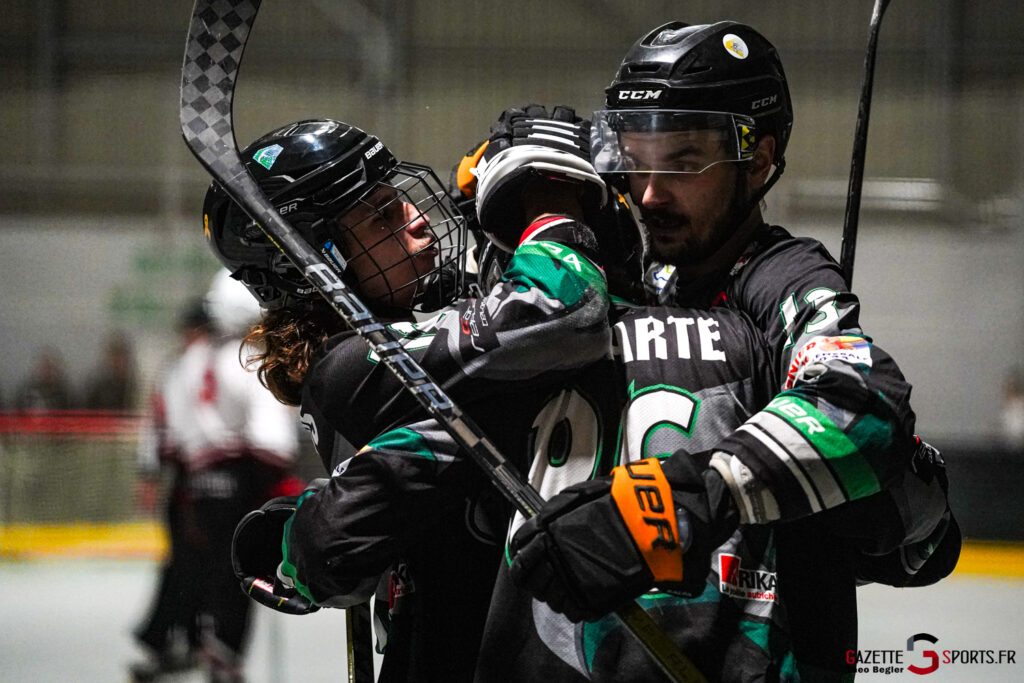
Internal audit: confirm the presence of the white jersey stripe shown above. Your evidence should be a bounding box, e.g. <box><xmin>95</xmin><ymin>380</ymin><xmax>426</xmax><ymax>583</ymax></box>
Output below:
<box><xmin>735</xmin><ymin>421</ymin><xmax>824</xmax><ymax>513</ymax></box>
<box><xmin>527</xmin><ymin>131</ymin><xmax>577</xmax><ymax>145</ymax></box>
<box><xmin>745</xmin><ymin>411</ymin><xmax>847</xmax><ymax>509</ymax></box>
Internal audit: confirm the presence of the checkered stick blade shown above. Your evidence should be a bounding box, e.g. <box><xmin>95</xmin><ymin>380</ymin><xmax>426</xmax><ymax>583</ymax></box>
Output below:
<box><xmin>179</xmin><ymin>0</ymin><xmax>279</xmax><ymax>234</ymax></box>
<box><xmin>180</xmin><ymin>0</ymin><xmax>256</xmax><ymax>175</ymax></box>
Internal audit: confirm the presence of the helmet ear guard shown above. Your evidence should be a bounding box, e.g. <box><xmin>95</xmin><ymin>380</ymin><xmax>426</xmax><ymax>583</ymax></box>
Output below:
<box><xmin>475</xmin><ymin>238</ymin><xmax>512</xmax><ymax>294</ymax></box>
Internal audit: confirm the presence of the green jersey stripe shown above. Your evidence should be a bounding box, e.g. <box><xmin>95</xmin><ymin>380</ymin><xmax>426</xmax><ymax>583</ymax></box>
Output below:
<box><xmin>366</xmin><ymin>427</ymin><xmax>436</xmax><ymax>460</ymax></box>
<box><xmin>505</xmin><ymin>240</ymin><xmax>607</xmax><ymax>307</ymax></box>
<box><xmin>764</xmin><ymin>395</ymin><xmax>881</xmax><ymax>501</ymax></box>
<box><xmin>281</xmin><ymin>487</ymin><xmax>320</xmax><ymax>602</ymax></box>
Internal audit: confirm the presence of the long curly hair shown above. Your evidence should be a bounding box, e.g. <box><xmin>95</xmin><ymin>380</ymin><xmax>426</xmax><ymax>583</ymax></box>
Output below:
<box><xmin>243</xmin><ymin>303</ymin><xmax>343</xmax><ymax>406</ymax></box>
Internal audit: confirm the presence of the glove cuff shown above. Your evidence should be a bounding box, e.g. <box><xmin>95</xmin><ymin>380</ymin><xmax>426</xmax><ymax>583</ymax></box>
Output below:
<box><xmin>455</xmin><ymin>140</ymin><xmax>488</xmax><ymax>198</ymax></box>
<box><xmin>610</xmin><ymin>458</ymin><xmax>684</xmax><ymax>584</ymax></box>
<box><xmin>659</xmin><ymin>453</ymin><xmax>742</xmax><ymax>595</ymax></box>
<box><xmin>709</xmin><ymin>450</ymin><xmax>781</xmax><ymax>525</ymax></box>
<box><xmin>476</xmin><ymin>145</ymin><xmax>607</xmax><ymax>253</ymax></box>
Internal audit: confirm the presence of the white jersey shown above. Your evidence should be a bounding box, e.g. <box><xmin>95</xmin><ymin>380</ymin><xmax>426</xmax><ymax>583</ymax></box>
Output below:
<box><xmin>157</xmin><ymin>337</ymin><xmax>298</xmax><ymax>472</ymax></box>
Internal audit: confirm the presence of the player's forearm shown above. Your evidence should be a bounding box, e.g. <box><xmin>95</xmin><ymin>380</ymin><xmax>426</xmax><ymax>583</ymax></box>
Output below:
<box><xmin>709</xmin><ymin>351</ymin><xmax>914</xmax><ymax>527</ymax></box>
<box><xmin>284</xmin><ymin>425</ymin><xmax>475</xmax><ymax>605</ymax></box>
<box><xmin>423</xmin><ymin>215</ymin><xmax>612</xmax><ymax>383</ymax></box>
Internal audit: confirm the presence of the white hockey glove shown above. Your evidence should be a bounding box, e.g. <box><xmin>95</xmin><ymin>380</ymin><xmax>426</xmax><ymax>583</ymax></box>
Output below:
<box><xmin>456</xmin><ymin>104</ymin><xmax>607</xmax><ymax>253</ymax></box>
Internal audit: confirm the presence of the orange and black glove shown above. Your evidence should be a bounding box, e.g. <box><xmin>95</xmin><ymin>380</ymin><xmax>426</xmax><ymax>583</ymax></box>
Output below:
<box><xmin>509</xmin><ymin>455</ymin><xmax>738</xmax><ymax>623</ymax></box>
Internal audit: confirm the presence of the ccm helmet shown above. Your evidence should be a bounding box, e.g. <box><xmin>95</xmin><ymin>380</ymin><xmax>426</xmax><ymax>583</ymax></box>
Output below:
<box><xmin>592</xmin><ymin>21</ymin><xmax>793</xmax><ymax>182</ymax></box>
<box><xmin>203</xmin><ymin>119</ymin><xmax>467</xmax><ymax>312</ymax></box>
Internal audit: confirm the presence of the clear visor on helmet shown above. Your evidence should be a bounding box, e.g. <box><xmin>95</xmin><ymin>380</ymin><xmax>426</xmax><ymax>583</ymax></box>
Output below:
<box><xmin>591</xmin><ymin>110</ymin><xmax>756</xmax><ymax>174</ymax></box>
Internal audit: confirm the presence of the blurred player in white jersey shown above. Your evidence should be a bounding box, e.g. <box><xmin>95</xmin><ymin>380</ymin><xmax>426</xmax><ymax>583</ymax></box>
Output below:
<box><xmin>131</xmin><ymin>269</ymin><xmax>303</xmax><ymax>683</ymax></box>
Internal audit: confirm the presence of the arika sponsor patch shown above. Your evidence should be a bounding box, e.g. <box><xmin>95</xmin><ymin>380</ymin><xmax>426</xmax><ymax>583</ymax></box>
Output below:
<box><xmin>720</xmin><ymin>553</ymin><xmax>778</xmax><ymax>602</ymax></box>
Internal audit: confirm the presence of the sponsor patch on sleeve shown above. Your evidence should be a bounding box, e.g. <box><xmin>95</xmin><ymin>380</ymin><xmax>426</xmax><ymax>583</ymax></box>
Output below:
<box><xmin>785</xmin><ymin>335</ymin><xmax>872</xmax><ymax>388</ymax></box>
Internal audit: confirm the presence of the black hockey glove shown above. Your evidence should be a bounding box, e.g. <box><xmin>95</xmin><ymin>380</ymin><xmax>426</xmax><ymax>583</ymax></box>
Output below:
<box><xmin>455</xmin><ymin>104</ymin><xmax>607</xmax><ymax>253</ymax></box>
<box><xmin>509</xmin><ymin>455</ymin><xmax>739</xmax><ymax>623</ymax></box>
<box><xmin>232</xmin><ymin>491</ymin><xmax>323</xmax><ymax>615</ymax></box>
<box><xmin>854</xmin><ymin>439</ymin><xmax>962</xmax><ymax>587</ymax></box>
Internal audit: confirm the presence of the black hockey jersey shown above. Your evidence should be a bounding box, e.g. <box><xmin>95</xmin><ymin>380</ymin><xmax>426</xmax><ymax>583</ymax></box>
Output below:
<box><xmin>284</xmin><ymin>218</ymin><xmax>950</xmax><ymax>682</ymax></box>
<box><xmin>476</xmin><ymin>301</ymin><xmax>786</xmax><ymax>683</ymax></box>
<box><xmin>652</xmin><ymin>224</ymin><xmax>918</xmax><ymax>531</ymax></box>
<box><xmin>285</xmin><ymin>217</ymin><xmax>620</xmax><ymax>682</ymax></box>
<box><xmin>476</xmin><ymin>225</ymin><xmax>952</xmax><ymax>683</ymax></box>
<box><xmin>647</xmin><ymin>224</ymin><xmax>956</xmax><ymax>678</ymax></box>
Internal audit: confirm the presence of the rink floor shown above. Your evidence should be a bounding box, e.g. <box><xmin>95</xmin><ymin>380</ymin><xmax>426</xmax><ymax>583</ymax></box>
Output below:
<box><xmin>0</xmin><ymin>557</ymin><xmax>1021</xmax><ymax>682</ymax></box>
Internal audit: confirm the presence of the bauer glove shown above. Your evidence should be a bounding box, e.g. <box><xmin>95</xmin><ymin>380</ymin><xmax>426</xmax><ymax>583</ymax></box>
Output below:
<box><xmin>509</xmin><ymin>455</ymin><xmax>738</xmax><ymax>623</ymax></box>
<box><xmin>454</xmin><ymin>104</ymin><xmax>607</xmax><ymax>253</ymax></box>
<box><xmin>231</xmin><ymin>483</ymin><xmax>327</xmax><ymax>615</ymax></box>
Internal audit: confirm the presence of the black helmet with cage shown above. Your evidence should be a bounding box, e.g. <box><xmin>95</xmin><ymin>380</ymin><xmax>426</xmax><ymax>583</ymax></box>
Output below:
<box><xmin>592</xmin><ymin>21</ymin><xmax>793</xmax><ymax>191</ymax></box>
<box><xmin>203</xmin><ymin>118</ymin><xmax>467</xmax><ymax>313</ymax></box>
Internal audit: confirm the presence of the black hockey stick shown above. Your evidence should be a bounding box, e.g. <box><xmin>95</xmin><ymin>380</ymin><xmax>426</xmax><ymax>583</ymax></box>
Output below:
<box><xmin>839</xmin><ymin>0</ymin><xmax>892</xmax><ymax>286</ymax></box>
<box><xmin>179</xmin><ymin>6</ymin><xmax>374</xmax><ymax>681</ymax></box>
<box><xmin>179</xmin><ymin>2</ymin><xmax>702</xmax><ymax>681</ymax></box>
<box><xmin>345</xmin><ymin>605</ymin><xmax>374</xmax><ymax>683</ymax></box>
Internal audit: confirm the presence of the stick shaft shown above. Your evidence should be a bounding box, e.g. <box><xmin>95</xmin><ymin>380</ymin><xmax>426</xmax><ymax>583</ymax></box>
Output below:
<box><xmin>840</xmin><ymin>0</ymin><xmax>892</xmax><ymax>286</ymax></box>
<box><xmin>346</xmin><ymin>603</ymin><xmax>374</xmax><ymax>683</ymax></box>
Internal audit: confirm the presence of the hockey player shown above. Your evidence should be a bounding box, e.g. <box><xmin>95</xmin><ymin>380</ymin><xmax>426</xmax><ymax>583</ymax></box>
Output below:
<box><xmin>218</xmin><ymin>97</ymin><xmax>952</xmax><ymax>680</ymax></box>
<box><xmin>213</xmin><ymin>104</ymin><xmax>834</xmax><ymax>683</ymax></box>
<box><xmin>134</xmin><ymin>269</ymin><xmax>302</xmax><ymax>682</ymax></box>
<box><xmin>131</xmin><ymin>301</ymin><xmax>210</xmax><ymax>681</ymax></box>
<box><xmin>215</xmin><ymin>114</ymin><xmax>624</xmax><ymax>681</ymax></box>
<box><xmin>218</xmin><ymin>110</ymin><xmax>788</xmax><ymax>682</ymax></box>
<box><xmin>503</xmin><ymin>20</ymin><xmax>959</xmax><ymax>681</ymax></box>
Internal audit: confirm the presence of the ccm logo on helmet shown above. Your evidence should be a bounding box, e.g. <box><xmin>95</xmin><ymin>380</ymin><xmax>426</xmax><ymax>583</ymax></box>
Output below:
<box><xmin>751</xmin><ymin>94</ymin><xmax>778</xmax><ymax>110</ymax></box>
<box><xmin>617</xmin><ymin>89</ymin><xmax>663</xmax><ymax>101</ymax></box>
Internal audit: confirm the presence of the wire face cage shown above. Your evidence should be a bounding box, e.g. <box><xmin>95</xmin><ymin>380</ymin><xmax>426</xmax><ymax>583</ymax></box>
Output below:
<box><xmin>339</xmin><ymin>162</ymin><xmax>468</xmax><ymax>313</ymax></box>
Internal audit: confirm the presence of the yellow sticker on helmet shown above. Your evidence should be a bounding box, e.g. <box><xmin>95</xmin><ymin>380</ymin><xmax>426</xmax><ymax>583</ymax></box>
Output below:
<box><xmin>723</xmin><ymin>33</ymin><xmax>749</xmax><ymax>60</ymax></box>
<box><xmin>739</xmin><ymin>125</ymin><xmax>755</xmax><ymax>158</ymax></box>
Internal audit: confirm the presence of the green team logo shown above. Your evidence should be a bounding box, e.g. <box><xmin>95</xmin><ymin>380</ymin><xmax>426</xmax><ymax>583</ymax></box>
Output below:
<box><xmin>253</xmin><ymin>144</ymin><xmax>284</xmax><ymax>170</ymax></box>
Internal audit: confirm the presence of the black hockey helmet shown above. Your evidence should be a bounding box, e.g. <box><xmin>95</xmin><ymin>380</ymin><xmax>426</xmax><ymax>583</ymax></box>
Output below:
<box><xmin>593</xmin><ymin>21</ymin><xmax>793</xmax><ymax>177</ymax></box>
<box><xmin>203</xmin><ymin>118</ymin><xmax>467</xmax><ymax>312</ymax></box>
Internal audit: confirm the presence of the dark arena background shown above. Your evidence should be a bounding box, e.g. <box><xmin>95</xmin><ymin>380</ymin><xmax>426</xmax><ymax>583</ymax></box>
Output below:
<box><xmin>1</xmin><ymin>1</ymin><xmax>1022</xmax><ymax>680</ymax></box>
